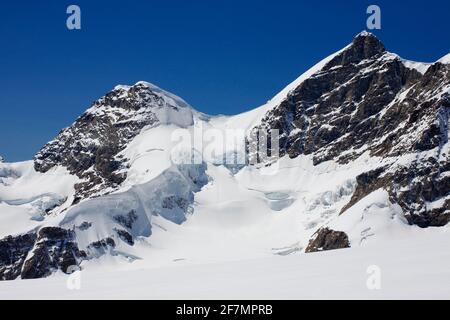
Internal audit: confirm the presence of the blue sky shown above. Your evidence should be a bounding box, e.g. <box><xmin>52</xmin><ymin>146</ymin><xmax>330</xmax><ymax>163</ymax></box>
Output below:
<box><xmin>1</xmin><ymin>0</ymin><xmax>449</xmax><ymax>161</ymax></box>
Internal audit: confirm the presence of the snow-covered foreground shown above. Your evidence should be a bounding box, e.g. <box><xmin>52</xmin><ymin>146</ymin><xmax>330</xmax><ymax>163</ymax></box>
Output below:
<box><xmin>1</xmin><ymin>229</ymin><xmax>449</xmax><ymax>300</ymax></box>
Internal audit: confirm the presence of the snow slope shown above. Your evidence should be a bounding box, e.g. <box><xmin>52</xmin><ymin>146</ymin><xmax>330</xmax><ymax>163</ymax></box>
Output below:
<box><xmin>438</xmin><ymin>53</ymin><xmax>450</xmax><ymax>64</ymax></box>
<box><xmin>0</xmin><ymin>161</ymin><xmax>78</xmax><ymax>237</ymax></box>
<box><xmin>0</xmin><ymin>228</ymin><xmax>449</xmax><ymax>299</ymax></box>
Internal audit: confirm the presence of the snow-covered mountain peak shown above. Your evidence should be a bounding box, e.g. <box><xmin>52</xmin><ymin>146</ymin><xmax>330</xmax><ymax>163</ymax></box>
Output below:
<box><xmin>353</xmin><ymin>30</ymin><xmax>376</xmax><ymax>39</ymax></box>
<box><xmin>351</xmin><ymin>30</ymin><xmax>384</xmax><ymax>48</ymax></box>
<box><xmin>33</xmin><ymin>81</ymin><xmax>195</xmax><ymax>202</ymax></box>
<box><xmin>322</xmin><ymin>31</ymin><xmax>385</xmax><ymax>71</ymax></box>
<box><xmin>86</xmin><ymin>81</ymin><xmax>194</xmax><ymax>126</ymax></box>
<box><xmin>112</xmin><ymin>81</ymin><xmax>193</xmax><ymax>110</ymax></box>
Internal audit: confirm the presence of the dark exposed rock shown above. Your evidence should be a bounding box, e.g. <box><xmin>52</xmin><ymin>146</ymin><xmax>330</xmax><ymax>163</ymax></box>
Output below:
<box><xmin>390</xmin><ymin>159</ymin><xmax>450</xmax><ymax>227</ymax></box>
<box><xmin>87</xmin><ymin>237</ymin><xmax>116</xmax><ymax>257</ymax></box>
<box><xmin>340</xmin><ymin>167</ymin><xmax>387</xmax><ymax>215</ymax></box>
<box><xmin>76</xmin><ymin>221</ymin><xmax>92</xmax><ymax>231</ymax></box>
<box><xmin>0</xmin><ymin>233</ymin><xmax>37</xmax><ymax>280</ymax></box>
<box><xmin>88</xmin><ymin>238</ymin><xmax>116</xmax><ymax>250</ymax></box>
<box><xmin>162</xmin><ymin>196</ymin><xmax>190</xmax><ymax>211</ymax></box>
<box><xmin>407</xmin><ymin>207</ymin><xmax>450</xmax><ymax>228</ymax></box>
<box><xmin>114</xmin><ymin>210</ymin><xmax>138</xmax><ymax>229</ymax></box>
<box><xmin>324</xmin><ymin>32</ymin><xmax>386</xmax><ymax>69</ymax></box>
<box><xmin>21</xmin><ymin>227</ymin><xmax>86</xmax><ymax>279</ymax></box>
<box><xmin>114</xmin><ymin>229</ymin><xmax>134</xmax><ymax>246</ymax></box>
<box><xmin>340</xmin><ymin>157</ymin><xmax>450</xmax><ymax>228</ymax></box>
<box><xmin>0</xmin><ymin>227</ymin><xmax>85</xmax><ymax>280</ymax></box>
<box><xmin>305</xmin><ymin>227</ymin><xmax>350</xmax><ymax>253</ymax></box>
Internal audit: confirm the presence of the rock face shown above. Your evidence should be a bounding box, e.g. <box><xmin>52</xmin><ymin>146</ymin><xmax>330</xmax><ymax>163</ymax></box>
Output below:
<box><xmin>21</xmin><ymin>227</ymin><xmax>86</xmax><ymax>279</ymax></box>
<box><xmin>305</xmin><ymin>227</ymin><xmax>350</xmax><ymax>253</ymax></box>
<box><xmin>33</xmin><ymin>82</ymin><xmax>193</xmax><ymax>203</ymax></box>
<box><xmin>252</xmin><ymin>32</ymin><xmax>450</xmax><ymax>227</ymax></box>
<box><xmin>0</xmin><ymin>227</ymin><xmax>86</xmax><ymax>280</ymax></box>
<box><xmin>0</xmin><ymin>233</ymin><xmax>37</xmax><ymax>280</ymax></box>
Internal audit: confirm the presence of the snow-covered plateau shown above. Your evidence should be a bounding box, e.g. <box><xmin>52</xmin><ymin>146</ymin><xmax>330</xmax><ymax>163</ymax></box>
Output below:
<box><xmin>1</xmin><ymin>229</ymin><xmax>449</xmax><ymax>299</ymax></box>
<box><xmin>0</xmin><ymin>32</ymin><xmax>449</xmax><ymax>299</ymax></box>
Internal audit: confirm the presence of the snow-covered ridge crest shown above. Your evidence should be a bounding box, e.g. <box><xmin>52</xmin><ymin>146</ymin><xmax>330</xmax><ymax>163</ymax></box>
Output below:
<box><xmin>438</xmin><ymin>53</ymin><xmax>450</xmax><ymax>64</ymax></box>
<box><xmin>113</xmin><ymin>81</ymin><xmax>193</xmax><ymax>111</ymax></box>
<box><xmin>400</xmin><ymin>58</ymin><xmax>431</xmax><ymax>74</ymax></box>
<box><xmin>88</xmin><ymin>80</ymin><xmax>194</xmax><ymax>128</ymax></box>
<box><xmin>353</xmin><ymin>30</ymin><xmax>375</xmax><ymax>38</ymax></box>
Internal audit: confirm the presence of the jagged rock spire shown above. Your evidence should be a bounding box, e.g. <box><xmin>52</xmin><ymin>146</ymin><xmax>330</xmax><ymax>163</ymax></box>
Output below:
<box><xmin>324</xmin><ymin>30</ymin><xmax>386</xmax><ymax>70</ymax></box>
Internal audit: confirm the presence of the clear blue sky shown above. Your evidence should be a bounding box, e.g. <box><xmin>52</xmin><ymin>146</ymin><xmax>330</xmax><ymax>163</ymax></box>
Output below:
<box><xmin>1</xmin><ymin>0</ymin><xmax>449</xmax><ymax>161</ymax></box>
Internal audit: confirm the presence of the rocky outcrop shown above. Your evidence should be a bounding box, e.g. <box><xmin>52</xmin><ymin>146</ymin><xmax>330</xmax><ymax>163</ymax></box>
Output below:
<box><xmin>113</xmin><ymin>210</ymin><xmax>138</xmax><ymax>229</ymax></box>
<box><xmin>305</xmin><ymin>227</ymin><xmax>350</xmax><ymax>253</ymax></box>
<box><xmin>0</xmin><ymin>233</ymin><xmax>37</xmax><ymax>280</ymax></box>
<box><xmin>340</xmin><ymin>167</ymin><xmax>387</xmax><ymax>215</ymax></box>
<box><xmin>88</xmin><ymin>238</ymin><xmax>116</xmax><ymax>250</ymax></box>
<box><xmin>21</xmin><ymin>227</ymin><xmax>86</xmax><ymax>279</ymax></box>
<box><xmin>87</xmin><ymin>238</ymin><xmax>116</xmax><ymax>257</ymax></box>
<box><xmin>0</xmin><ymin>227</ymin><xmax>86</xmax><ymax>280</ymax></box>
<box><xmin>342</xmin><ymin>157</ymin><xmax>450</xmax><ymax>228</ymax></box>
<box><xmin>114</xmin><ymin>229</ymin><xmax>134</xmax><ymax>246</ymax></box>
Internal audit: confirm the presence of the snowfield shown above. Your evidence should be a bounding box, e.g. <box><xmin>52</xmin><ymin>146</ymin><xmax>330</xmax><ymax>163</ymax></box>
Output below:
<box><xmin>0</xmin><ymin>228</ymin><xmax>449</xmax><ymax>300</ymax></box>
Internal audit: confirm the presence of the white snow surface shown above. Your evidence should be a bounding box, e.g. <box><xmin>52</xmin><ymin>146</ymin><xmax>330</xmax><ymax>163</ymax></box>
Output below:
<box><xmin>0</xmin><ymin>161</ymin><xmax>78</xmax><ymax>238</ymax></box>
<box><xmin>401</xmin><ymin>58</ymin><xmax>431</xmax><ymax>74</ymax></box>
<box><xmin>438</xmin><ymin>53</ymin><xmax>450</xmax><ymax>64</ymax></box>
<box><xmin>0</xmin><ymin>228</ymin><xmax>449</xmax><ymax>299</ymax></box>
